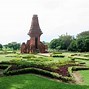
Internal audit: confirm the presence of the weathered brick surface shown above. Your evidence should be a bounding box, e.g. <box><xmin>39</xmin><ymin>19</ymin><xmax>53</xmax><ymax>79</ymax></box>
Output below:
<box><xmin>21</xmin><ymin>15</ymin><xmax>47</xmax><ymax>53</ymax></box>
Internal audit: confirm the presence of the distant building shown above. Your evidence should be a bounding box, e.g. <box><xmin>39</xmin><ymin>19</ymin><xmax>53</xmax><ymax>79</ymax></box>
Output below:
<box><xmin>21</xmin><ymin>15</ymin><xmax>47</xmax><ymax>53</ymax></box>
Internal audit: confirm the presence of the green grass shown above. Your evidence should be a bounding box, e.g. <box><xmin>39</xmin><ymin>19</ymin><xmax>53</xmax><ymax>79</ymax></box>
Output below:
<box><xmin>0</xmin><ymin>54</ymin><xmax>15</xmax><ymax>62</ymax></box>
<box><xmin>0</xmin><ymin>53</ymin><xmax>71</xmax><ymax>69</ymax></box>
<box><xmin>79</xmin><ymin>70</ymin><xmax>89</xmax><ymax>85</ymax></box>
<box><xmin>75</xmin><ymin>59</ymin><xmax>89</xmax><ymax>67</ymax></box>
<box><xmin>0</xmin><ymin>52</ymin><xmax>89</xmax><ymax>89</ymax></box>
<box><xmin>0</xmin><ymin>74</ymin><xmax>89</xmax><ymax>89</ymax></box>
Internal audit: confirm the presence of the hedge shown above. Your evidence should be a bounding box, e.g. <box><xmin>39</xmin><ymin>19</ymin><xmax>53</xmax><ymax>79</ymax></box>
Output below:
<box><xmin>4</xmin><ymin>65</ymin><xmax>12</xmax><ymax>73</ymax></box>
<box><xmin>72</xmin><ymin>66</ymin><xmax>89</xmax><ymax>71</ymax></box>
<box><xmin>50</xmin><ymin>54</ymin><xmax>65</xmax><ymax>58</ymax></box>
<box><xmin>0</xmin><ymin>65</ymin><xmax>9</xmax><ymax>69</ymax></box>
<box><xmin>3</xmin><ymin>67</ymin><xmax>72</xmax><ymax>82</ymax></box>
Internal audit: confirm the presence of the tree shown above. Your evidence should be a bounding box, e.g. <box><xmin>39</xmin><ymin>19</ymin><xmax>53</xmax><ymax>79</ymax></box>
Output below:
<box><xmin>68</xmin><ymin>40</ymin><xmax>77</xmax><ymax>51</ymax></box>
<box><xmin>49</xmin><ymin>31</ymin><xmax>89</xmax><ymax>52</ymax></box>
<box><xmin>4</xmin><ymin>44</ymin><xmax>8</xmax><ymax>49</ymax></box>
<box><xmin>6</xmin><ymin>42</ymin><xmax>21</xmax><ymax>50</ymax></box>
<box><xmin>77</xmin><ymin>37</ymin><xmax>85</xmax><ymax>52</ymax></box>
<box><xmin>59</xmin><ymin>34</ymin><xmax>73</xmax><ymax>50</ymax></box>
<box><xmin>76</xmin><ymin>31</ymin><xmax>89</xmax><ymax>52</ymax></box>
<box><xmin>76</xmin><ymin>36</ymin><xmax>89</xmax><ymax>52</ymax></box>
<box><xmin>49</xmin><ymin>39</ymin><xmax>60</xmax><ymax>49</ymax></box>
<box><xmin>77</xmin><ymin>31</ymin><xmax>89</xmax><ymax>38</ymax></box>
<box><xmin>85</xmin><ymin>38</ymin><xmax>89</xmax><ymax>51</ymax></box>
<box><xmin>0</xmin><ymin>44</ymin><xmax>3</xmax><ymax>50</ymax></box>
<box><xmin>49</xmin><ymin>34</ymin><xmax>73</xmax><ymax>51</ymax></box>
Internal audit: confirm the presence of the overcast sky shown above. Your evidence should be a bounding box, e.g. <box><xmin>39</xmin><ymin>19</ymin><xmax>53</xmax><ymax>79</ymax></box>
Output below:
<box><xmin>0</xmin><ymin>0</ymin><xmax>89</xmax><ymax>44</ymax></box>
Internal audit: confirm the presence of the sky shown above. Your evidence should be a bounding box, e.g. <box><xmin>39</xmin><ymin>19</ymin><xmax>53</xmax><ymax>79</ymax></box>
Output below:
<box><xmin>0</xmin><ymin>0</ymin><xmax>89</xmax><ymax>44</ymax></box>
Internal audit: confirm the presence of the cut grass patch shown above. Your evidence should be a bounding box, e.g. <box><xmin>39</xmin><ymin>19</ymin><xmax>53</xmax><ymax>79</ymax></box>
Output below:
<box><xmin>0</xmin><ymin>74</ymin><xmax>89</xmax><ymax>89</ymax></box>
<box><xmin>79</xmin><ymin>70</ymin><xmax>89</xmax><ymax>85</ymax></box>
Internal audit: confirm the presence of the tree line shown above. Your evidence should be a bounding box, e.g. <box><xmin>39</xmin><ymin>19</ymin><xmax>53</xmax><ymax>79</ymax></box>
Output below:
<box><xmin>0</xmin><ymin>31</ymin><xmax>89</xmax><ymax>52</ymax></box>
<box><xmin>0</xmin><ymin>42</ymin><xmax>20</xmax><ymax>51</ymax></box>
<box><xmin>49</xmin><ymin>31</ymin><xmax>89</xmax><ymax>52</ymax></box>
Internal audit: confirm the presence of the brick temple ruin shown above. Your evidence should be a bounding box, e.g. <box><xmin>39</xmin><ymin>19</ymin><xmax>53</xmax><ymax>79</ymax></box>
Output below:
<box><xmin>21</xmin><ymin>15</ymin><xmax>47</xmax><ymax>53</ymax></box>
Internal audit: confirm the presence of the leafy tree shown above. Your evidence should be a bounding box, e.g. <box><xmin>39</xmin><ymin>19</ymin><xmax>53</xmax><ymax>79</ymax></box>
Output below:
<box><xmin>6</xmin><ymin>42</ymin><xmax>20</xmax><ymax>50</ymax></box>
<box><xmin>59</xmin><ymin>35</ymin><xmax>73</xmax><ymax>50</ymax></box>
<box><xmin>49</xmin><ymin>39</ymin><xmax>60</xmax><ymax>49</ymax></box>
<box><xmin>0</xmin><ymin>44</ymin><xmax>3</xmax><ymax>50</ymax></box>
<box><xmin>84</xmin><ymin>38</ymin><xmax>89</xmax><ymax>51</ymax></box>
<box><xmin>68</xmin><ymin>40</ymin><xmax>77</xmax><ymax>51</ymax></box>
<box><xmin>4</xmin><ymin>45</ymin><xmax>8</xmax><ymax>49</ymax></box>
<box><xmin>49</xmin><ymin>34</ymin><xmax>73</xmax><ymax>51</ymax></box>
<box><xmin>56</xmin><ymin>46</ymin><xmax>61</xmax><ymax>51</ymax></box>
<box><xmin>77</xmin><ymin>31</ymin><xmax>89</xmax><ymax>38</ymax></box>
<box><xmin>77</xmin><ymin>37</ymin><xmax>85</xmax><ymax>52</ymax></box>
<box><xmin>49</xmin><ymin>31</ymin><xmax>89</xmax><ymax>52</ymax></box>
<box><xmin>76</xmin><ymin>36</ymin><xmax>89</xmax><ymax>52</ymax></box>
<box><xmin>76</xmin><ymin>31</ymin><xmax>89</xmax><ymax>52</ymax></box>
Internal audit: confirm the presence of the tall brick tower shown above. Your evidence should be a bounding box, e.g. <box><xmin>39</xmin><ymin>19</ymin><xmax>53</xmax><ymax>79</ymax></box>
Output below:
<box><xmin>21</xmin><ymin>15</ymin><xmax>47</xmax><ymax>53</ymax></box>
<box><xmin>28</xmin><ymin>15</ymin><xmax>43</xmax><ymax>50</ymax></box>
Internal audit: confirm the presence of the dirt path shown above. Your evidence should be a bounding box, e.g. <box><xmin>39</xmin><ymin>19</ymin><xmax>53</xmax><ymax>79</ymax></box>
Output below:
<box><xmin>72</xmin><ymin>71</ymin><xmax>83</xmax><ymax>84</ymax></box>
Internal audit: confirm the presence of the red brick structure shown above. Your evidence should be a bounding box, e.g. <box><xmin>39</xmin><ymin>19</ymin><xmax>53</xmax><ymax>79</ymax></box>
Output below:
<box><xmin>21</xmin><ymin>15</ymin><xmax>47</xmax><ymax>53</ymax></box>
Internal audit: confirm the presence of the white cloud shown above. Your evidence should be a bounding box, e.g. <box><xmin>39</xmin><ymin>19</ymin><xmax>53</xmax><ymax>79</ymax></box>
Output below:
<box><xmin>0</xmin><ymin>0</ymin><xmax>89</xmax><ymax>44</ymax></box>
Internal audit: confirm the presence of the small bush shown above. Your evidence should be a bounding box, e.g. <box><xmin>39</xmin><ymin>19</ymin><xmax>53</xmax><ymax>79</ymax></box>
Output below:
<box><xmin>4</xmin><ymin>67</ymin><xmax>72</xmax><ymax>82</ymax></box>
<box><xmin>22</xmin><ymin>55</ymin><xmax>36</xmax><ymax>59</ymax></box>
<box><xmin>53</xmin><ymin>55</ymin><xmax>65</xmax><ymax>58</ymax></box>
<box><xmin>3</xmin><ymin>65</ymin><xmax>12</xmax><ymax>74</ymax></box>
<box><xmin>0</xmin><ymin>65</ymin><xmax>8</xmax><ymax>69</ymax></box>
<box><xmin>72</xmin><ymin>66</ymin><xmax>89</xmax><ymax>71</ymax></box>
<box><xmin>79</xmin><ymin>62</ymin><xmax>86</xmax><ymax>64</ymax></box>
<box><xmin>73</xmin><ymin>56</ymin><xmax>89</xmax><ymax>60</ymax></box>
<box><xmin>60</xmin><ymin>76</ymin><xmax>72</xmax><ymax>82</ymax></box>
<box><xmin>71</xmin><ymin>58</ymin><xmax>75</xmax><ymax>61</ymax></box>
<box><xmin>52</xmin><ymin>52</ymin><xmax>62</xmax><ymax>54</ymax></box>
<box><xmin>4</xmin><ymin>67</ymin><xmax>58</xmax><ymax>78</ymax></box>
<box><xmin>84</xmin><ymin>54</ymin><xmax>89</xmax><ymax>57</ymax></box>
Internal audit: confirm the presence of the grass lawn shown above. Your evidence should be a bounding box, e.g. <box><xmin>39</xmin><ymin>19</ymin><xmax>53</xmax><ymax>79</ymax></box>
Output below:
<box><xmin>79</xmin><ymin>70</ymin><xmax>89</xmax><ymax>85</ymax></box>
<box><xmin>0</xmin><ymin>74</ymin><xmax>89</xmax><ymax>89</ymax></box>
<box><xmin>0</xmin><ymin>52</ymin><xmax>89</xmax><ymax>89</ymax></box>
<box><xmin>0</xmin><ymin>54</ymin><xmax>17</xmax><ymax>62</ymax></box>
<box><xmin>0</xmin><ymin>53</ymin><xmax>71</xmax><ymax>69</ymax></box>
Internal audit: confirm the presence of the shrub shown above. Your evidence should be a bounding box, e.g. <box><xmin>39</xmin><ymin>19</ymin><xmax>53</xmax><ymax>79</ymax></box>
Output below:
<box><xmin>68</xmin><ymin>67</ymin><xmax>73</xmax><ymax>77</ymax></box>
<box><xmin>4</xmin><ymin>67</ymin><xmax>58</xmax><ymax>78</ymax></box>
<box><xmin>71</xmin><ymin>58</ymin><xmax>75</xmax><ymax>61</ymax></box>
<box><xmin>52</xmin><ymin>52</ymin><xmax>62</xmax><ymax>54</ymax></box>
<box><xmin>79</xmin><ymin>62</ymin><xmax>86</xmax><ymax>64</ymax></box>
<box><xmin>51</xmin><ymin>54</ymin><xmax>65</xmax><ymax>58</ymax></box>
<box><xmin>72</xmin><ymin>66</ymin><xmax>89</xmax><ymax>71</ymax></box>
<box><xmin>22</xmin><ymin>54</ymin><xmax>36</xmax><ymax>59</ymax></box>
<box><xmin>60</xmin><ymin>76</ymin><xmax>72</xmax><ymax>82</ymax></box>
<box><xmin>0</xmin><ymin>65</ymin><xmax>8</xmax><ymax>69</ymax></box>
<box><xmin>4</xmin><ymin>67</ymin><xmax>72</xmax><ymax>82</ymax></box>
<box><xmin>4</xmin><ymin>65</ymin><xmax>12</xmax><ymax>73</ymax></box>
<box><xmin>84</xmin><ymin>54</ymin><xmax>89</xmax><ymax>57</ymax></box>
<box><xmin>71</xmin><ymin>54</ymin><xmax>77</xmax><ymax>56</ymax></box>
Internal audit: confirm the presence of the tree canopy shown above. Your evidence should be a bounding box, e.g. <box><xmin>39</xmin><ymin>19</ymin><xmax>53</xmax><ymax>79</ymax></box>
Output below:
<box><xmin>0</xmin><ymin>44</ymin><xmax>3</xmax><ymax>50</ymax></box>
<box><xmin>49</xmin><ymin>31</ymin><xmax>89</xmax><ymax>52</ymax></box>
<box><xmin>77</xmin><ymin>31</ymin><xmax>89</xmax><ymax>38</ymax></box>
<box><xmin>49</xmin><ymin>34</ymin><xmax>73</xmax><ymax>51</ymax></box>
<box><xmin>4</xmin><ymin>42</ymin><xmax>21</xmax><ymax>50</ymax></box>
<box><xmin>49</xmin><ymin>39</ymin><xmax>60</xmax><ymax>50</ymax></box>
